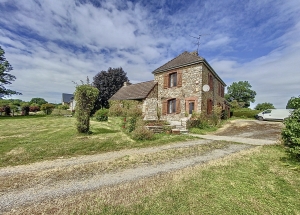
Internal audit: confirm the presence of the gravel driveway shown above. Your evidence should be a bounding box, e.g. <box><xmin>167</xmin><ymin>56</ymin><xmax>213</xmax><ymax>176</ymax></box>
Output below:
<box><xmin>0</xmin><ymin>119</ymin><xmax>283</xmax><ymax>214</ymax></box>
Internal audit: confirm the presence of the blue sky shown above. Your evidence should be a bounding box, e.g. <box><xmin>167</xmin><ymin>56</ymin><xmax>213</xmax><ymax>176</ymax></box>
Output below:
<box><xmin>0</xmin><ymin>0</ymin><xmax>299</xmax><ymax>108</ymax></box>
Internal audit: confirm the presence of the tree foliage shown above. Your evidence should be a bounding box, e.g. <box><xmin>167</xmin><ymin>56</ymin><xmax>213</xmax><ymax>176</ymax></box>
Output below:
<box><xmin>29</xmin><ymin>97</ymin><xmax>48</xmax><ymax>106</ymax></box>
<box><xmin>74</xmin><ymin>81</ymin><xmax>99</xmax><ymax>133</ymax></box>
<box><xmin>0</xmin><ymin>46</ymin><xmax>21</xmax><ymax>97</ymax></box>
<box><xmin>41</xmin><ymin>103</ymin><xmax>55</xmax><ymax>115</ymax></box>
<box><xmin>286</xmin><ymin>96</ymin><xmax>300</xmax><ymax>109</ymax></box>
<box><xmin>254</xmin><ymin>102</ymin><xmax>275</xmax><ymax>111</ymax></box>
<box><xmin>282</xmin><ymin>109</ymin><xmax>300</xmax><ymax>160</ymax></box>
<box><xmin>93</xmin><ymin>67</ymin><xmax>129</xmax><ymax>110</ymax></box>
<box><xmin>225</xmin><ymin>81</ymin><xmax>256</xmax><ymax>108</ymax></box>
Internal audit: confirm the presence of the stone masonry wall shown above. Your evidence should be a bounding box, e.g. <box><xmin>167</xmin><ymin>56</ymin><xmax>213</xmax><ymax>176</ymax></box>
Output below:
<box><xmin>143</xmin><ymin>84</ymin><xmax>158</xmax><ymax>120</ymax></box>
<box><xmin>154</xmin><ymin>64</ymin><xmax>203</xmax><ymax>121</ymax></box>
<box><xmin>201</xmin><ymin>65</ymin><xmax>225</xmax><ymax>112</ymax></box>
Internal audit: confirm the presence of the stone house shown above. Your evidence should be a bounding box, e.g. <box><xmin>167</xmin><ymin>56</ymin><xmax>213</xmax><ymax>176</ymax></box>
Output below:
<box><xmin>62</xmin><ymin>93</ymin><xmax>75</xmax><ymax>111</ymax></box>
<box><xmin>110</xmin><ymin>51</ymin><xmax>229</xmax><ymax>121</ymax></box>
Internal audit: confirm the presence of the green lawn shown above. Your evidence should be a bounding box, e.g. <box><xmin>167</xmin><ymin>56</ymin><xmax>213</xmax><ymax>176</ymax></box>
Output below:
<box><xmin>0</xmin><ymin>116</ymin><xmax>197</xmax><ymax>167</ymax></box>
<box><xmin>81</xmin><ymin>145</ymin><xmax>300</xmax><ymax>215</ymax></box>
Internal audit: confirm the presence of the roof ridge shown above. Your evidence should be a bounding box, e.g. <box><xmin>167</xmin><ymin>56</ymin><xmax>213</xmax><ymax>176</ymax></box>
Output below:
<box><xmin>152</xmin><ymin>51</ymin><xmax>204</xmax><ymax>73</ymax></box>
<box><xmin>153</xmin><ymin>51</ymin><xmax>189</xmax><ymax>72</ymax></box>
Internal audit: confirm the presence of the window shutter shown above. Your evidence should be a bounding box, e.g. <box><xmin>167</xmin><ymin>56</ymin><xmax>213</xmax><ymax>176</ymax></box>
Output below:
<box><xmin>163</xmin><ymin>74</ymin><xmax>168</xmax><ymax>89</ymax></box>
<box><xmin>176</xmin><ymin>99</ymin><xmax>181</xmax><ymax>114</ymax></box>
<box><xmin>207</xmin><ymin>99</ymin><xmax>212</xmax><ymax>115</ymax></box>
<box><xmin>162</xmin><ymin>100</ymin><xmax>167</xmax><ymax>115</ymax></box>
<box><xmin>177</xmin><ymin>71</ymin><xmax>182</xmax><ymax>87</ymax></box>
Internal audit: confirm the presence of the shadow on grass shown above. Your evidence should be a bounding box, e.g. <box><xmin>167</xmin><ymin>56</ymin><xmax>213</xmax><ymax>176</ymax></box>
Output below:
<box><xmin>279</xmin><ymin>148</ymin><xmax>300</xmax><ymax>172</ymax></box>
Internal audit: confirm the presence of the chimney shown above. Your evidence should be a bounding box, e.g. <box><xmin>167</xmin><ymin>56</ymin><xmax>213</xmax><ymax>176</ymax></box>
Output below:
<box><xmin>123</xmin><ymin>81</ymin><xmax>131</xmax><ymax>87</ymax></box>
<box><xmin>190</xmin><ymin>51</ymin><xmax>198</xmax><ymax>56</ymax></box>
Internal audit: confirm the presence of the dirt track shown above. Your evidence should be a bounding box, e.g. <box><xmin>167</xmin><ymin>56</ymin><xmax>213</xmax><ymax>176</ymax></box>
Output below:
<box><xmin>0</xmin><ymin>119</ymin><xmax>284</xmax><ymax>214</ymax></box>
<box><xmin>212</xmin><ymin>119</ymin><xmax>284</xmax><ymax>140</ymax></box>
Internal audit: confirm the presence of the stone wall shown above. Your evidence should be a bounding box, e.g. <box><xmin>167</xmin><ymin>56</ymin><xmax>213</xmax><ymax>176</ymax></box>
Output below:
<box><xmin>143</xmin><ymin>84</ymin><xmax>158</xmax><ymax>120</ymax></box>
<box><xmin>201</xmin><ymin>64</ymin><xmax>226</xmax><ymax>113</ymax></box>
<box><xmin>154</xmin><ymin>65</ymin><xmax>203</xmax><ymax>121</ymax></box>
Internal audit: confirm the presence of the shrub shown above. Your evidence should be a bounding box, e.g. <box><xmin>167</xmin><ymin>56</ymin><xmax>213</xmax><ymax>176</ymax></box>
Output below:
<box><xmin>21</xmin><ymin>105</ymin><xmax>30</xmax><ymax>116</ymax></box>
<box><xmin>232</xmin><ymin>109</ymin><xmax>260</xmax><ymax>118</ymax></box>
<box><xmin>41</xmin><ymin>103</ymin><xmax>55</xmax><ymax>115</ymax></box>
<box><xmin>3</xmin><ymin>105</ymin><xmax>11</xmax><ymax>116</ymax></box>
<box><xmin>282</xmin><ymin>109</ymin><xmax>300</xmax><ymax>160</ymax></box>
<box><xmin>57</xmin><ymin>104</ymin><xmax>69</xmax><ymax>110</ymax></box>
<box><xmin>74</xmin><ymin>82</ymin><xmax>99</xmax><ymax>133</ymax></box>
<box><xmin>29</xmin><ymin>106</ymin><xmax>40</xmax><ymax>112</ymax></box>
<box><xmin>108</xmin><ymin>102</ymin><xmax>124</xmax><ymax>117</ymax></box>
<box><xmin>128</xmin><ymin>116</ymin><xmax>138</xmax><ymax>132</ymax></box>
<box><xmin>108</xmin><ymin>100</ymin><xmax>142</xmax><ymax>117</ymax></box>
<box><xmin>94</xmin><ymin>109</ymin><xmax>109</xmax><ymax>121</ymax></box>
<box><xmin>131</xmin><ymin>126</ymin><xmax>154</xmax><ymax>141</ymax></box>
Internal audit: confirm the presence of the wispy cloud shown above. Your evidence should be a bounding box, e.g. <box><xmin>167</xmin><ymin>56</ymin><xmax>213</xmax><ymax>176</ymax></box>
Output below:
<box><xmin>0</xmin><ymin>0</ymin><xmax>299</xmax><ymax>108</ymax></box>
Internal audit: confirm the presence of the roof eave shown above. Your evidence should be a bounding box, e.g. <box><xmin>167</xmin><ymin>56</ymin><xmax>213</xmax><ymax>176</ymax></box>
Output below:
<box><xmin>152</xmin><ymin>59</ymin><xmax>227</xmax><ymax>86</ymax></box>
<box><xmin>152</xmin><ymin>60</ymin><xmax>204</xmax><ymax>74</ymax></box>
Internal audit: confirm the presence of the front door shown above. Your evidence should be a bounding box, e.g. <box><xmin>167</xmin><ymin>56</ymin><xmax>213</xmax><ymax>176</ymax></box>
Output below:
<box><xmin>189</xmin><ymin>102</ymin><xmax>195</xmax><ymax>114</ymax></box>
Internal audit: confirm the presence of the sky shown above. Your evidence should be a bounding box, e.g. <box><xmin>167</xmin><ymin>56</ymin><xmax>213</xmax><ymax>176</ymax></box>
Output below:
<box><xmin>0</xmin><ymin>0</ymin><xmax>299</xmax><ymax>108</ymax></box>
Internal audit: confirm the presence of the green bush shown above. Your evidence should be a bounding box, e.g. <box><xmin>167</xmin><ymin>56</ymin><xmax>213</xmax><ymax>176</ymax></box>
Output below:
<box><xmin>282</xmin><ymin>109</ymin><xmax>300</xmax><ymax>160</ymax></box>
<box><xmin>232</xmin><ymin>109</ymin><xmax>260</xmax><ymax>118</ymax></box>
<box><xmin>94</xmin><ymin>109</ymin><xmax>109</xmax><ymax>121</ymax></box>
<box><xmin>128</xmin><ymin>117</ymin><xmax>137</xmax><ymax>132</ymax></box>
<box><xmin>41</xmin><ymin>103</ymin><xmax>56</xmax><ymax>115</ymax></box>
<box><xmin>131</xmin><ymin>126</ymin><xmax>154</xmax><ymax>141</ymax></box>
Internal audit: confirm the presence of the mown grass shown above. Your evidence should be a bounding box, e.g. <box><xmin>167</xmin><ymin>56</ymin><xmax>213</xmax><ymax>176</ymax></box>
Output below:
<box><xmin>0</xmin><ymin>116</ymin><xmax>197</xmax><ymax>167</ymax></box>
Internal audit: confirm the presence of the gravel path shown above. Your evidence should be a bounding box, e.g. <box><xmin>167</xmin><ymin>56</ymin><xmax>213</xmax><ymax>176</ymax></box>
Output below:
<box><xmin>191</xmin><ymin>134</ymin><xmax>277</xmax><ymax>145</ymax></box>
<box><xmin>0</xmin><ymin>120</ymin><xmax>281</xmax><ymax>213</ymax></box>
<box><xmin>0</xmin><ymin>143</ymin><xmax>252</xmax><ymax>212</ymax></box>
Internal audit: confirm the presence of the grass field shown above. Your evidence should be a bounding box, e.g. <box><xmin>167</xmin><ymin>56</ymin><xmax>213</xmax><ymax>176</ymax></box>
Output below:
<box><xmin>0</xmin><ymin>116</ymin><xmax>197</xmax><ymax>167</ymax></box>
<box><xmin>12</xmin><ymin>145</ymin><xmax>300</xmax><ymax>215</ymax></box>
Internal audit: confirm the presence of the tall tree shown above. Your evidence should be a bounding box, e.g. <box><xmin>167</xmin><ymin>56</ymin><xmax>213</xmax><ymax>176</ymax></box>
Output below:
<box><xmin>286</xmin><ymin>96</ymin><xmax>300</xmax><ymax>109</ymax></box>
<box><xmin>29</xmin><ymin>97</ymin><xmax>48</xmax><ymax>106</ymax></box>
<box><xmin>93</xmin><ymin>67</ymin><xmax>129</xmax><ymax>109</ymax></box>
<box><xmin>0</xmin><ymin>46</ymin><xmax>21</xmax><ymax>97</ymax></box>
<box><xmin>225</xmin><ymin>81</ymin><xmax>256</xmax><ymax>108</ymax></box>
<box><xmin>255</xmin><ymin>102</ymin><xmax>275</xmax><ymax>111</ymax></box>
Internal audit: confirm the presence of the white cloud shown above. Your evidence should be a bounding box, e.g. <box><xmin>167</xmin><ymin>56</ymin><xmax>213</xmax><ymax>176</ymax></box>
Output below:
<box><xmin>0</xmin><ymin>0</ymin><xmax>299</xmax><ymax>109</ymax></box>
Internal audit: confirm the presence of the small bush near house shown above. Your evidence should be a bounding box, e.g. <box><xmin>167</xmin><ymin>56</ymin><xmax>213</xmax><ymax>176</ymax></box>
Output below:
<box><xmin>94</xmin><ymin>109</ymin><xmax>109</xmax><ymax>121</ymax></box>
<box><xmin>282</xmin><ymin>109</ymin><xmax>300</xmax><ymax>160</ymax></box>
<box><xmin>128</xmin><ymin>116</ymin><xmax>138</xmax><ymax>132</ymax></box>
<box><xmin>108</xmin><ymin>102</ymin><xmax>124</xmax><ymax>117</ymax></box>
<box><xmin>131</xmin><ymin>126</ymin><xmax>154</xmax><ymax>140</ymax></box>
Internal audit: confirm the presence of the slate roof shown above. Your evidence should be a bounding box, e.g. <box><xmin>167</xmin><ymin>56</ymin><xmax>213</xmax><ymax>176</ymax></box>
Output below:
<box><xmin>152</xmin><ymin>51</ymin><xmax>226</xmax><ymax>86</ymax></box>
<box><xmin>62</xmin><ymin>93</ymin><xmax>74</xmax><ymax>103</ymax></box>
<box><xmin>109</xmin><ymin>81</ymin><xmax>157</xmax><ymax>100</ymax></box>
<box><xmin>153</xmin><ymin>51</ymin><xmax>204</xmax><ymax>74</ymax></box>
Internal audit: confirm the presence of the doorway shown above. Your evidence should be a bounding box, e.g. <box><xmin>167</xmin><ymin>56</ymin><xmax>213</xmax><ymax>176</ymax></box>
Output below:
<box><xmin>189</xmin><ymin>102</ymin><xmax>195</xmax><ymax>114</ymax></box>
